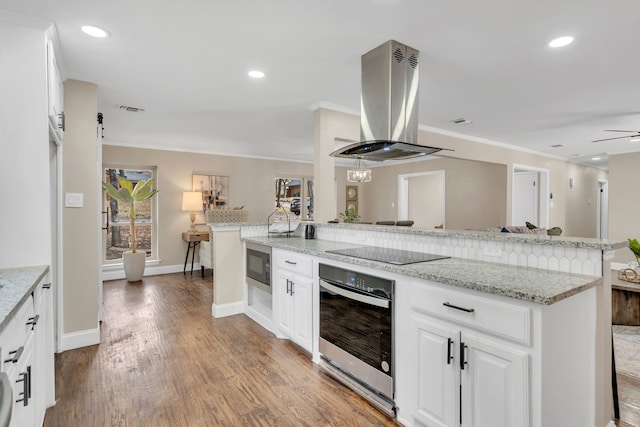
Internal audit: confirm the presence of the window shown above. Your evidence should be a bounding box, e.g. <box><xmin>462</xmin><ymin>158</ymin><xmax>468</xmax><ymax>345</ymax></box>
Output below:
<box><xmin>275</xmin><ymin>176</ymin><xmax>314</xmax><ymax>220</ymax></box>
<box><xmin>103</xmin><ymin>167</ymin><xmax>158</xmax><ymax>263</ymax></box>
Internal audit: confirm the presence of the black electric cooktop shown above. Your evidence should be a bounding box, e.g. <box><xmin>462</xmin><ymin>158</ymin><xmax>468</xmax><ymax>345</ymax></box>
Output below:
<box><xmin>326</xmin><ymin>246</ymin><xmax>450</xmax><ymax>265</ymax></box>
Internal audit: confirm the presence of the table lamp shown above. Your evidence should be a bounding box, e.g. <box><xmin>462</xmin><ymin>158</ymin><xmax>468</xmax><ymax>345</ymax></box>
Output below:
<box><xmin>182</xmin><ymin>191</ymin><xmax>202</xmax><ymax>230</ymax></box>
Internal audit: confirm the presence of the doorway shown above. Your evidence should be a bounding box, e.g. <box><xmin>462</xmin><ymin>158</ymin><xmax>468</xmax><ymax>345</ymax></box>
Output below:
<box><xmin>511</xmin><ymin>165</ymin><xmax>549</xmax><ymax>228</ymax></box>
<box><xmin>597</xmin><ymin>179</ymin><xmax>609</xmax><ymax>239</ymax></box>
<box><xmin>398</xmin><ymin>171</ymin><xmax>445</xmax><ymax>228</ymax></box>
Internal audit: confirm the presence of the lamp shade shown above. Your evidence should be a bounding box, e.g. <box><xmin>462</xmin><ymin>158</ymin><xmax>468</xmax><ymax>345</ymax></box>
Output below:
<box><xmin>182</xmin><ymin>191</ymin><xmax>202</xmax><ymax>212</ymax></box>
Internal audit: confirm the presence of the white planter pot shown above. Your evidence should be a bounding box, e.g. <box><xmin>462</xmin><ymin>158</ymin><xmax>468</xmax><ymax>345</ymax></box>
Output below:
<box><xmin>123</xmin><ymin>251</ymin><xmax>146</xmax><ymax>282</ymax></box>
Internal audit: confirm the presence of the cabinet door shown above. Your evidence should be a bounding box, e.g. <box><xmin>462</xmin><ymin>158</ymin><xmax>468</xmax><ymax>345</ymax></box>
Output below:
<box><xmin>460</xmin><ymin>332</ymin><xmax>528</xmax><ymax>427</ymax></box>
<box><xmin>411</xmin><ymin>314</ymin><xmax>458</xmax><ymax>427</ymax></box>
<box><xmin>291</xmin><ymin>274</ymin><xmax>313</xmax><ymax>352</ymax></box>
<box><xmin>275</xmin><ymin>270</ymin><xmax>294</xmax><ymax>338</ymax></box>
<box><xmin>10</xmin><ymin>337</ymin><xmax>35</xmax><ymax>427</ymax></box>
<box><xmin>47</xmin><ymin>41</ymin><xmax>64</xmax><ymax>136</ymax></box>
<box><xmin>34</xmin><ymin>277</ymin><xmax>55</xmax><ymax>420</ymax></box>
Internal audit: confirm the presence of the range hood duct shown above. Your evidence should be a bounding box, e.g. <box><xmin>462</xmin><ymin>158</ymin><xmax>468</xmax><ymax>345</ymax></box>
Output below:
<box><xmin>331</xmin><ymin>40</ymin><xmax>448</xmax><ymax>161</ymax></box>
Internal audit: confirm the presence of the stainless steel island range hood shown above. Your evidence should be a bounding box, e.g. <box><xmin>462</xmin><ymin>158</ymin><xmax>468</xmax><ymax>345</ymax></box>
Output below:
<box><xmin>331</xmin><ymin>40</ymin><xmax>448</xmax><ymax>161</ymax></box>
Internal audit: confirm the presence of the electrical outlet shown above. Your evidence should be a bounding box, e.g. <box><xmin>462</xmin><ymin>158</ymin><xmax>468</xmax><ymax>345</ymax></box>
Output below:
<box><xmin>483</xmin><ymin>245</ymin><xmax>502</xmax><ymax>257</ymax></box>
<box><xmin>65</xmin><ymin>192</ymin><xmax>84</xmax><ymax>208</ymax></box>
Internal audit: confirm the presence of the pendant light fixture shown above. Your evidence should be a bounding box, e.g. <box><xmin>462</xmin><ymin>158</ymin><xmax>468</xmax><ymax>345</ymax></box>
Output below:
<box><xmin>347</xmin><ymin>158</ymin><xmax>371</xmax><ymax>183</ymax></box>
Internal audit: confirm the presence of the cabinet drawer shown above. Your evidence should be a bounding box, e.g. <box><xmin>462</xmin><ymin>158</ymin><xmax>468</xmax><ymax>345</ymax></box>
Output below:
<box><xmin>275</xmin><ymin>251</ymin><xmax>313</xmax><ymax>277</ymax></box>
<box><xmin>1</xmin><ymin>296</ymin><xmax>35</xmax><ymax>371</ymax></box>
<box><xmin>410</xmin><ymin>282</ymin><xmax>531</xmax><ymax>345</ymax></box>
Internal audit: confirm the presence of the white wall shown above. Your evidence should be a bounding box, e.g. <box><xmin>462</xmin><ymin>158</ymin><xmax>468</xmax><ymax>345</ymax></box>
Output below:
<box><xmin>0</xmin><ymin>20</ymin><xmax>51</xmax><ymax>268</ymax></box>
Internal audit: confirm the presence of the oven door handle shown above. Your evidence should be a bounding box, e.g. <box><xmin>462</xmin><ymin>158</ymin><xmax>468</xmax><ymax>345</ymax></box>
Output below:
<box><xmin>320</xmin><ymin>280</ymin><xmax>389</xmax><ymax>309</ymax></box>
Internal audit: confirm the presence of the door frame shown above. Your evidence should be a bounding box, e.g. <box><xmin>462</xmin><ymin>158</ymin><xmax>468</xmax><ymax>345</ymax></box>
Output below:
<box><xmin>510</xmin><ymin>164</ymin><xmax>549</xmax><ymax>228</ymax></box>
<box><xmin>50</xmin><ymin>132</ymin><xmax>64</xmax><ymax>352</ymax></box>
<box><xmin>398</xmin><ymin>170</ymin><xmax>446</xmax><ymax>226</ymax></box>
<box><xmin>596</xmin><ymin>179</ymin><xmax>609</xmax><ymax>239</ymax></box>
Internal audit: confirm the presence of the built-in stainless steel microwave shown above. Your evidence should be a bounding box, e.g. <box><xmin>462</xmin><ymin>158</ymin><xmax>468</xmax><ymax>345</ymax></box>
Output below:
<box><xmin>246</xmin><ymin>242</ymin><xmax>271</xmax><ymax>294</ymax></box>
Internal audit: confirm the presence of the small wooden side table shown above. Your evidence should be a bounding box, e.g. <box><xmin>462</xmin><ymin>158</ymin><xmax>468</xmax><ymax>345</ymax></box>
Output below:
<box><xmin>182</xmin><ymin>230</ymin><xmax>209</xmax><ymax>275</ymax></box>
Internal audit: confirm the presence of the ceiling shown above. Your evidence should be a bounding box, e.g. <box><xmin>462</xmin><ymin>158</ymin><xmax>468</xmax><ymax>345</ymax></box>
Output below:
<box><xmin>3</xmin><ymin>0</ymin><xmax>640</xmax><ymax>169</ymax></box>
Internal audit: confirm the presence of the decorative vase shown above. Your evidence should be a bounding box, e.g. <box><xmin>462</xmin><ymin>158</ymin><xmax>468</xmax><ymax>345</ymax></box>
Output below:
<box><xmin>123</xmin><ymin>251</ymin><xmax>146</xmax><ymax>282</ymax></box>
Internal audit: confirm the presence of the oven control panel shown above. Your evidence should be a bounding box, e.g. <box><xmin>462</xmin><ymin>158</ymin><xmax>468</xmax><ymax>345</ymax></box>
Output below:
<box><xmin>319</xmin><ymin>263</ymin><xmax>393</xmax><ymax>299</ymax></box>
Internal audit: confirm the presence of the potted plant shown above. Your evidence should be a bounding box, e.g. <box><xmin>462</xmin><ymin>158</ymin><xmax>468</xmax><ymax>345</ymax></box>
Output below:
<box><xmin>339</xmin><ymin>207</ymin><xmax>360</xmax><ymax>223</ymax></box>
<box><xmin>102</xmin><ymin>176</ymin><xmax>158</xmax><ymax>281</ymax></box>
<box><xmin>628</xmin><ymin>238</ymin><xmax>640</xmax><ymax>267</ymax></box>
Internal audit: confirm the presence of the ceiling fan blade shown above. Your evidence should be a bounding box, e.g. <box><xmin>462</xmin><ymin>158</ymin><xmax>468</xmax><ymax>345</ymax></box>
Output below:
<box><xmin>603</xmin><ymin>129</ymin><xmax>640</xmax><ymax>133</ymax></box>
<box><xmin>592</xmin><ymin>135</ymin><xmax>638</xmax><ymax>142</ymax></box>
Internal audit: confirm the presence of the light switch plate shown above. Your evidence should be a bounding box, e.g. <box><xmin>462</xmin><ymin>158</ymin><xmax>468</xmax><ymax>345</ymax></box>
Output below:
<box><xmin>483</xmin><ymin>245</ymin><xmax>502</xmax><ymax>258</ymax></box>
<box><xmin>65</xmin><ymin>192</ymin><xmax>84</xmax><ymax>208</ymax></box>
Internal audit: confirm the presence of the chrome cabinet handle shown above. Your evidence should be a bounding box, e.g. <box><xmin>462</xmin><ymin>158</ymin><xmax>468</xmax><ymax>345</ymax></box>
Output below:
<box><xmin>443</xmin><ymin>302</ymin><xmax>474</xmax><ymax>313</ymax></box>
<box><xmin>27</xmin><ymin>314</ymin><xmax>40</xmax><ymax>330</ymax></box>
<box><xmin>460</xmin><ymin>342</ymin><xmax>468</xmax><ymax>370</ymax></box>
<box><xmin>4</xmin><ymin>346</ymin><xmax>24</xmax><ymax>364</ymax></box>
<box><xmin>42</xmin><ymin>282</ymin><xmax>52</xmax><ymax>289</ymax></box>
<box><xmin>285</xmin><ymin>260</ymin><xmax>297</xmax><ymax>265</ymax></box>
<box><xmin>447</xmin><ymin>338</ymin><xmax>454</xmax><ymax>365</ymax></box>
<box><xmin>15</xmin><ymin>368</ymin><xmax>30</xmax><ymax>406</ymax></box>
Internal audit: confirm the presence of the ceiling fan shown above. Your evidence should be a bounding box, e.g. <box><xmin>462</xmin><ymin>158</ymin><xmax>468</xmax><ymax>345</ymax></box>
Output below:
<box><xmin>592</xmin><ymin>130</ymin><xmax>640</xmax><ymax>143</ymax></box>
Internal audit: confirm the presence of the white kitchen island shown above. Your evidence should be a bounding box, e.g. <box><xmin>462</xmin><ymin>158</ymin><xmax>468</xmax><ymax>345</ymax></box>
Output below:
<box><xmin>238</xmin><ymin>223</ymin><xmax>624</xmax><ymax>427</ymax></box>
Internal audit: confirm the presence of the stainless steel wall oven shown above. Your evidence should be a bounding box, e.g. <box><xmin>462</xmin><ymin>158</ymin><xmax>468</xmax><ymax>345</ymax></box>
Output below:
<box><xmin>318</xmin><ymin>263</ymin><xmax>395</xmax><ymax>417</ymax></box>
<box><xmin>245</xmin><ymin>242</ymin><xmax>271</xmax><ymax>293</ymax></box>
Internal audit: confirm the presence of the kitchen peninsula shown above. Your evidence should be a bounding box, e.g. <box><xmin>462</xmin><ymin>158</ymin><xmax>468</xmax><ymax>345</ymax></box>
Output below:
<box><xmin>234</xmin><ymin>222</ymin><xmax>624</xmax><ymax>427</ymax></box>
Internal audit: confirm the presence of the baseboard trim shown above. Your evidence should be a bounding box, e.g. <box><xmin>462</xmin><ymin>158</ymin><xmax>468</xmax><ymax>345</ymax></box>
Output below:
<box><xmin>102</xmin><ymin>263</ymin><xmax>199</xmax><ymax>281</ymax></box>
<box><xmin>212</xmin><ymin>301</ymin><xmax>244</xmax><ymax>318</ymax></box>
<box><xmin>59</xmin><ymin>327</ymin><xmax>100</xmax><ymax>352</ymax></box>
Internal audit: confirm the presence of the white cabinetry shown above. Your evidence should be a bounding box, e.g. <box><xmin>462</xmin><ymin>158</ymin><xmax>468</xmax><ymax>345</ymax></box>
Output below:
<box><xmin>46</xmin><ymin>39</ymin><xmax>64</xmax><ymax>140</ymax></box>
<box><xmin>0</xmin><ymin>274</ymin><xmax>55</xmax><ymax>427</ymax></box>
<box><xmin>272</xmin><ymin>249</ymin><xmax>313</xmax><ymax>353</ymax></box>
<box><xmin>396</xmin><ymin>279</ymin><xmax>595</xmax><ymax>427</ymax></box>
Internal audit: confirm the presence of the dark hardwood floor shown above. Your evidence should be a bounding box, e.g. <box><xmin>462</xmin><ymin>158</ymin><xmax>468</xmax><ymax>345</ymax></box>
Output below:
<box><xmin>43</xmin><ymin>272</ymin><xmax>640</xmax><ymax>426</ymax></box>
<box><xmin>616</xmin><ymin>374</ymin><xmax>640</xmax><ymax>427</ymax></box>
<box><xmin>44</xmin><ymin>272</ymin><xmax>399</xmax><ymax>426</ymax></box>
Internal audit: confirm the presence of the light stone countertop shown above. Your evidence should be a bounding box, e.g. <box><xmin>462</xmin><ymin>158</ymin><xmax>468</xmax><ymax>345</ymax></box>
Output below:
<box><xmin>244</xmin><ymin>236</ymin><xmax>602</xmax><ymax>305</ymax></box>
<box><xmin>313</xmin><ymin>223</ymin><xmax>627</xmax><ymax>251</ymax></box>
<box><xmin>0</xmin><ymin>265</ymin><xmax>49</xmax><ymax>331</ymax></box>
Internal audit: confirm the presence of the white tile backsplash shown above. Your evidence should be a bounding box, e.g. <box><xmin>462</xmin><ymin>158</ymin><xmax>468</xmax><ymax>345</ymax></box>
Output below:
<box><xmin>250</xmin><ymin>224</ymin><xmax>605</xmax><ymax>277</ymax></box>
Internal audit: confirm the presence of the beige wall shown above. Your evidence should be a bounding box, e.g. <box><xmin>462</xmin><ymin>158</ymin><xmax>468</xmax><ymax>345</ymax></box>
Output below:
<box><xmin>318</xmin><ymin>109</ymin><xmax>608</xmax><ymax>237</ymax></box>
<box><xmin>63</xmin><ymin>80</ymin><xmax>99</xmax><ymax>334</ymax></box>
<box><xmin>102</xmin><ymin>145</ymin><xmax>313</xmax><ymax>267</ymax></box>
<box><xmin>609</xmin><ymin>152</ymin><xmax>639</xmax><ymax>263</ymax></box>
<box><xmin>417</xmin><ymin>131</ymin><xmax>609</xmax><ymax>237</ymax></box>
<box><xmin>346</xmin><ymin>157</ymin><xmax>508</xmax><ymax>229</ymax></box>
<box><xmin>408</xmin><ymin>172</ymin><xmax>444</xmax><ymax>229</ymax></box>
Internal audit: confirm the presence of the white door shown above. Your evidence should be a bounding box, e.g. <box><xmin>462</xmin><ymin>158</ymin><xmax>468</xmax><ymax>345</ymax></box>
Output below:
<box><xmin>411</xmin><ymin>314</ymin><xmax>458</xmax><ymax>427</ymax></box>
<box><xmin>597</xmin><ymin>180</ymin><xmax>609</xmax><ymax>239</ymax></box>
<box><xmin>292</xmin><ymin>274</ymin><xmax>313</xmax><ymax>352</ymax></box>
<box><xmin>275</xmin><ymin>270</ymin><xmax>293</xmax><ymax>337</ymax></box>
<box><xmin>512</xmin><ymin>171</ymin><xmax>538</xmax><ymax>226</ymax></box>
<box><xmin>460</xmin><ymin>332</ymin><xmax>528</xmax><ymax>427</ymax></box>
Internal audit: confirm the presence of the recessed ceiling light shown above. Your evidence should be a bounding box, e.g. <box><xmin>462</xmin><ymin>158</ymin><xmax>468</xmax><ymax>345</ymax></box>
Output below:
<box><xmin>548</xmin><ymin>36</ymin><xmax>574</xmax><ymax>48</ymax></box>
<box><xmin>591</xmin><ymin>157</ymin><xmax>601</xmax><ymax>161</ymax></box>
<box><xmin>248</xmin><ymin>70</ymin><xmax>265</xmax><ymax>78</ymax></box>
<box><xmin>81</xmin><ymin>25</ymin><xmax>110</xmax><ymax>38</ymax></box>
